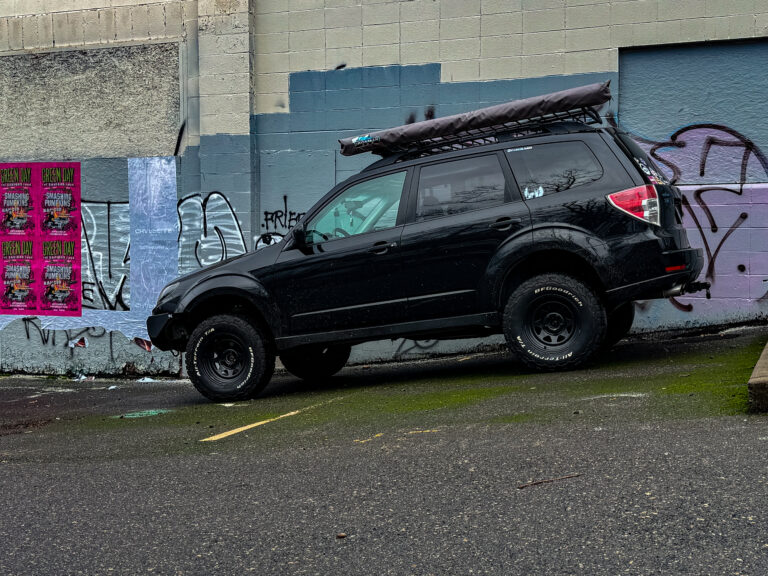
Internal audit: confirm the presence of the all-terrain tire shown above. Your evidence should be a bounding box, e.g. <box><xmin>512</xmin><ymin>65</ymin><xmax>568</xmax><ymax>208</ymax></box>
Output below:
<box><xmin>280</xmin><ymin>344</ymin><xmax>351</xmax><ymax>382</ymax></box>
<box><xmin>503</xmin><ymin>273</ymin><xmax>606</xmax><ymax>371</ymax></box>
<box><xmin>185</xmin><ymin>314</ymin><xmax>275</xmax><ymax>402</ymax></box>
<box><xmin>603</xmin><ymin>301</ymin><xmax>635</xmax><ymax>349</ymax></box>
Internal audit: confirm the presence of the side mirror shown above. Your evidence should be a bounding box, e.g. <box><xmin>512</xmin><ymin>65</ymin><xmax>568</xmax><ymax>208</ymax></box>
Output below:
<box><xmin>291</xmin><ymin>224</ymin><xmax>308</xmax><ymax>250</ymax></box>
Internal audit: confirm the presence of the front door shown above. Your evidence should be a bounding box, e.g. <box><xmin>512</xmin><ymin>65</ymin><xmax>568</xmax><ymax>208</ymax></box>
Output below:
<box><xmin>265</xmin><ymin>170</ymin><xmax>410</xmax><ymax>335</ymax></box>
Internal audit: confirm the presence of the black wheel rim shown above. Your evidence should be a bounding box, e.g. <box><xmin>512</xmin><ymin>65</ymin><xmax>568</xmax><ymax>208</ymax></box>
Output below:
<box><xmin>198</xmin><ymin>334</ymin><xmax>249</xmax><ymax>388</ymax></box>
<box><xmin>526</xmin><ymin>296</ymin><xmax>577</xmax><ymax>348</ymax></box>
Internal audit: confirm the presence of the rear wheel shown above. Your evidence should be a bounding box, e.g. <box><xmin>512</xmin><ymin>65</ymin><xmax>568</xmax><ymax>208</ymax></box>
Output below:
<box><xmin>280</xmin><ymin>344</ymin><xmax>351</xmax><ymax>382</ymax></box>
<box><xmin>604</xmin><ymin>302</ymin><xmax>635</xmax><ymax>349</ymax></box>
<box><xmin>185</xmin><ymin>314</ymin><xmax>275</xmax><ymax>402</ymax></box>
<box><xmin>503</xmin><ymin>273</ymin><xmax>606</xmax><ymax>371</ymax></box>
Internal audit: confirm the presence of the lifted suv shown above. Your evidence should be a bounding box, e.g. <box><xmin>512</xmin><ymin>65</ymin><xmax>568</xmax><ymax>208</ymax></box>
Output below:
<box><xmin>148</xmin><ymin>82</ymin><xmax>705</xmax><ymax>401</ymax></box>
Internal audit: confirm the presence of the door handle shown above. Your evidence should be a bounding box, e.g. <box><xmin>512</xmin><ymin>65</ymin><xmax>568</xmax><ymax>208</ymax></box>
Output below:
<box><xmin>368</xmin><ymin>240</ymin><xmax>394</xmax><ymax>255</ymax></box>
<box><xmin>489</xmin><ymin>217</ymin><xmax>521</xmax><ymax>230</ymax></box>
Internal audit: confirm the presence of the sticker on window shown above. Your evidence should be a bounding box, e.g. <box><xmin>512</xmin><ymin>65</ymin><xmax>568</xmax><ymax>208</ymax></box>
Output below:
<box><xmin>507</xmin><ymin>146</ymin><xmax>533</xmax><ymax>153</ymax></box>
<box><xmin>523</xmin><ymin>186</ymin><xmax>544</xmax><ymax>200</ymax></box>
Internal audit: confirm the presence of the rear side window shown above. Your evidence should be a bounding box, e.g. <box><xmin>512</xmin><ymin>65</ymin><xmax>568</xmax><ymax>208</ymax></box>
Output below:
<box><xmin>415</xmin><ymin>155</ymin><xmax>506</xmax><ymax>221</ymax></box>
<box><xmin>505</xmin><ymin>141</ymin><xmax>603</xmax><ymax>199</ymax></box>
<box><xmin>615</xmin><ymin>132</ymin><xmax>670</xmax><ymax>184</ymax></box>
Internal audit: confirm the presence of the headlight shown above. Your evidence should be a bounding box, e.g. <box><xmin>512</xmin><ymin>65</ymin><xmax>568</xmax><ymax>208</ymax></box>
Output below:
<box><xmin>156</xmin><ymin>281</ymin><xmax>180</xmax><ymax>305</ymax></box>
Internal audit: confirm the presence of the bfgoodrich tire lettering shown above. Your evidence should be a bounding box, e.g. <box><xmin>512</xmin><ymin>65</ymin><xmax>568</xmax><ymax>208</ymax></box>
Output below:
<box><xmin>503</xmin><ymin>273</ymin><xmax>606</xmax><ymax>371</ymax></box>
<box><xmin>185</xmin><ymin>314</ymin><xmax>275</xmax><ymax>402</ymax></box>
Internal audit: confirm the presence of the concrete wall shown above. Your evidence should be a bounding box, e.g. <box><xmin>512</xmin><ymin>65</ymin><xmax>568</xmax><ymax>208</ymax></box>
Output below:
<box><xmin>0</xmin><ymin>0</ymin><xmax>765</xmax><ymax>375</ymax></box>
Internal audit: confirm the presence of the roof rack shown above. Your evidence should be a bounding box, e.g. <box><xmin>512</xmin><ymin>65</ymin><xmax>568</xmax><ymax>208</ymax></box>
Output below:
<box><xmin>339</xmin><ymin>81</ymin><xmax>611</xmax><ymax>158</ymax></box>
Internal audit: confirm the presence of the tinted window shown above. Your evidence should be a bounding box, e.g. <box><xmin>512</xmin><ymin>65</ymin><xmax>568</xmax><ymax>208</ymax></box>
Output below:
<box><xmin>416</xmin><ymin>155</ymin><xmax>506</xmax><ymax>221</ymax></box>
<box><xmin>616</xmin><ymin>132</ymin><xmax>670</xmax><ymax>184</ymax></box>
<box><xmin>505</xmin><ymin>142</ymin><xmax>603</xmax><ymax>200</ymax></box>
<box><xmin>306</xmin><ymin>171</ymin><xmax>406</xmax><ymax>244</ymax></box>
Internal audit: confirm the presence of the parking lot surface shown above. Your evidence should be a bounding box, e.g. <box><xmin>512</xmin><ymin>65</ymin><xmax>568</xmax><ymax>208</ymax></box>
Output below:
<box><xmin>2</xmin><ymin>327</ymin><xmax>768</xmax><ymax>575</ymax></box>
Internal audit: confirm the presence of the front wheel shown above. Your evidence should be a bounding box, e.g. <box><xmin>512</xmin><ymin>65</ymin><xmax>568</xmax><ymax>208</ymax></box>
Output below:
<box><xmin>503</xmin><ymin>273</ymin><xmax>606</xmax><ymax>371</ymax></box>
<box><xmin>280</xmin><ymin>344</ymin><xmax>351</xmax><ymax>382</ymax></box>
<box><xmin>185</xmin><ymin>314</ymin><xmax>275</xmax><ymax>402</ymax></box>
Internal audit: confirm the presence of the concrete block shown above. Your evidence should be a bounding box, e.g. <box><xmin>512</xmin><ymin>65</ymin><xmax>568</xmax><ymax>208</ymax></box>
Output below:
<box><xmin>748</xmin><ymin>342</ymin><xmax>768</xmax><ymax>412</ymax></box>
<box><xmin>254</xmin><ymin>11</ymin><xmax>289</xmax><ymax>34</ymax></box>
<box><xmin>362</xmin><ymin>85</ymin><xmax>400</xmax><ymax>107</ymax></box>
<box><xmin>482</xmin><ymin>34</ymin><xmax>522</xmax><ymax>58</ymax></box>
<box><xmin>97</xmin><ymin>8</ymin><xmax>115</xmax><ymax>42</ymax></box>
<box><xmin>630</xmin><ymin>21</ymin><xmax>659</xmax><ymax>45</ymax></box>
<box><xmin>83</xmin><ymin>9</ymin><xmax>101</xmax><ymax>44</ymax></box>
<box><xmin>325</xmin><ymin>5</ymin><xmax>362</xmax><ymax>28</ymax></box>
<box><xmin>658</xmin><ymin>0</ymin><xmax>705</xmax><ymax>21</ymax></box>
<box><xmin>252</xmin><ymin>72</ymin><xmax>288</xmax><ymax>94</ymax></box>
<box><xmin>481</xmin><ymin>12</ymin><xmax>522</xmax><ymax>36</ymax></box>
<box><xmin>401</xmin><ymin>0</ymin><xmax>439</xmax><ymax>22</ymax></box>
<box><xmin>401</xmin><ymin>63</ymin><xmax>440</xmax><ymax>84</ymax></box>
<box><xmin>523</xmin><ymin>0</ymin><xmax>565</xmax><ymax>8</ymax></box>
<box><xmin>362</xmin><ymin>43</ymin><xmax>399</xmax><ymax>66</ymax></box>
<box><xmin>199</xmin><ymin>72</ymin><xmax>250</xmax><ymax>96</ymax></box>
<box><xmin>610</xmin><ymin>23</ymin><xmax>634</xmax><ymax>46</ymax></box>
<box><xmin>567</xmin><ymin>3</ymin><xmax>610</xmax><ymax>28</ymax></box>
<box><xmin>656</xmin><ymin>19</ymin><xmax>682</xmax><ymax>43</ymax></box>
<box><xmin>199</xmin><ymin>31</ymin><xmax>249</xmax><ymax>54</ymax></box>
<box><xmin>442</xmin><ymin>59</ymin><xmax>480</xmax><ymax>81</ymax></box>
<box><xmin>200</xmin><ymin>112</ymin><xmax>251</xmax><ymax>135</ymax></box>
<box><xmin>523</xmin><ymin>8</ymin><xmax>565</xmax><ymax>33</ymax></box>
<box><xmin>706</xmin><ymin>0</ymin><xmax>755</xmax><ymax>17</ymax></box>
<box><xmin>326</xmin><ymin>26</ymin><xmax>362</xmax><ymax>48</ymax></box>
<box><xmin>326</xmin><ymin>66</ymin><xmax>362</xmax><ymax>90</ymax></box>
<box><xmin>566</xmin><ymin>26</ymin><xmax>611</xmax><ymax>51</ymax></box>
<box><xmin>50</xmin><ymin>12</ymin><xmax>69</xmax><ymax>46</ymax></box>
<box><xmin>438</xmin><ymin>80</ymin><xmax>480</xmax><ymax>103</ymax></box>
<box><xmin>757</xmin><ymin>12</ymin><xmax>768</xmax><ymax>35</ymax></box>
<box><xmin>440</xmin><ymin>16</ymin><xmax>480</xmax><ymax>40</ymax></box>
<box><xmin>253</xmin><ymin>93</ymin><xmax>289</xmax><ymax>114</ymax></box>
<box><xmin>20</xmin><ymin>15</ymin><xmax>37</xmax><ymax>50</ymax></box>
<box><xmin>401</xmin><ymin>40</ymin><xmax>439</xmax><ymax>64</ymax></box>
<box><xmin>290</xmin><ymin>89</ymin><xmax>325</xmax><ymax>111</ymax></box>
<box><xmin>480</xmin><ymin>56</ymin><xmax>523</xmax><ymax>79</ymax></box>
<box><xmin>439</xmin><ymin>38</ymin><xmax>480</xmax><ymax>60</ymax></box>
<box><xmin>729</xmin><ymin>13</ymin><xmax>757</xmax><ymax>38</ymax></box>
<box><xmin>289</xmin><ymin>48</ymin><xmax>326</xmax><ymax>72</ymax></box>
<box><xmin>565</xmin><ymin>47</ymin><xmax>617</xmax><ymax>73</ymax></box>
<box><xmin>200</xmin><ymin>52</ymin><xmax>249</xmax><ymax>75</ymax></box>
<box><xmin>0</xmin><ymin>19</ymin><xmax>8</xmax><ymax>51</ymax></box>
<box><xmin>165</xmin><ymin>2</ymin><xmax>183</xmax><ymax>37</ymax></box>
<box><xmin>289</xmin><ymin>9</ymin><xmax>324</xmax><ymax>31</ymax></box>
<box><xmin>114</xmin><ymin>5</ymin><xmax>132</xmax><ymax>42</ymax></box>
<box><xmin>254</xmin><ymin>31</ymin><xmax>289</xmax><ymax>53</ymax></box>
<box><xmin>522</xmin><ymin>52</ymin><xmax>565</xmax><ymax>76</ymax></box>
<box><xmin>289</xmin><ymin>28</ymin><xmax>324</xmax><ymax>51</ymax></box>
<box><xmin>363</xmin><ymin>2</ymin><xmax>399</xmax><ymax>25</ymax></box>
<box><xmin>363</xmin><ymin>23</ymin><xmax>399</xmax><ymax>45</ymax></box>
<box><xmin>253</xmin><ymin>52</ymin><xmax>290</xmax><ymax>73</ymax></box>
<box><xmin>325</xmin><ymin>0</ymin><xmax>361</xmax><ymax>7</ymax></box>
<box><xmin>705</xmin><ymin>16</ymin><xmax>730</xmax><ymax>40</ymax></box>
<box><xmin>130</xmin><ymin>5</ymin><xmax>149</xmax><ymax>40</ymax></box>
<box><xmin>611</xmin><ymin>0</ymin><xmax>657</xmax><ymax>25</ymax></box>
<box><xmin>289</xmin><ymin>69</ymin><xmax>325</xmax><ymax>91</ymax></box>
<box><xmin>148</xmin><ymin>3</ymin><xmax>165</xmax><ymax>39</ymax></box>
<box><xmin>290</xmin><ymin>0</ymin><xmax>323</xmax><ymax>10</ymax></box>
<box><xmin>253</xmin><ymin>0</ymin><xmax>286</xmax><ymax>14</ymax></box>
<box><xmin>400</xmin><ymin>82</ymin><xmax>437</xmax><ymax>105</ymax></box>
<box><xmin>441</xmin><ymin>0</ymin><xmax>481</xmax><ymax>19</ymax></box>
<box><xmin>567</xmin><ymin>0</ymin><xmax>609</xmax><ymax>4</ymax></box>
<box><xmin>482</xmin><ymin>0</ymin><xmax>522</xmax><ymax>13</ymax></box>
<box><xmin>401</xmin><ymin>19</ymin><xmax>439</xmax><ymax>43</ymax></box>
<box><xmin>523</xmin><ymin>30</ymin><xmax>565</xmax><ymax>54</ymax></box>
<box><xmin>325</xmin><ymin>88</ymin><xmax>363</xmax><ymax>111</ymax></box>
<box><xmin>362</xmin><ymin>65</ymin><xmax>400</xmax><ymax>87</ymax></box>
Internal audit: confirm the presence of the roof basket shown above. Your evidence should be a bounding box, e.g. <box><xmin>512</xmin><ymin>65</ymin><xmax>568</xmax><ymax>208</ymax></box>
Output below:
<box><xmin>339</xmin><ymin>81</ymin><xmax>611</xmax><ymax>158</ymax></box>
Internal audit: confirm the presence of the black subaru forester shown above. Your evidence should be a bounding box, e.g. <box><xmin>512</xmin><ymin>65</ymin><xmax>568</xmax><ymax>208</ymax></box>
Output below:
<box><xmin>148</xmin><ymin>82</ymin><xmax>705</xmax><ymax>401</ymax></box>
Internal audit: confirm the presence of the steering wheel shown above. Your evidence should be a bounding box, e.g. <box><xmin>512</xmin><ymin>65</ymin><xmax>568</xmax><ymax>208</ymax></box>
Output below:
<box><xmin>333</xmin><ymin>228</ymin><xmax>350</xmax><ymax>238</ymax></box>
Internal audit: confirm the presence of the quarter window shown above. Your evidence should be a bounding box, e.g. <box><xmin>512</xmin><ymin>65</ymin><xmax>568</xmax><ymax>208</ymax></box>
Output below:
<box><xmin>415</xmin><ymin>155</ymin><xmax>506</xmax><ymax>221</ymax></box>
<box><xmin>305</xmin><ymin>171</ymin><xmax>406</xmax><ymax>244</ymax></box>
<box><xmin>505</xmin><ymin>141</ymin><xmax>603</xmax><ymax>199</ymax></box>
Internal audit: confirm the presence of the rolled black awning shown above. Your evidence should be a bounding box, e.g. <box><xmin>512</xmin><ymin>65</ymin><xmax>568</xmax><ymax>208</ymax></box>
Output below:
<box><xmin>339</xmin><ymin>81</ymin><xmax>611</xmax><ymax>157</ymax></box>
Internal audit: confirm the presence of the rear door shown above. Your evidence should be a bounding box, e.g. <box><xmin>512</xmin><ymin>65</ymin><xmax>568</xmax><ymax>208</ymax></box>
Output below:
<box><xmin>398</xmin><ymin>151</ymin><xmax>531</xmax><ymax>320</ymax></box>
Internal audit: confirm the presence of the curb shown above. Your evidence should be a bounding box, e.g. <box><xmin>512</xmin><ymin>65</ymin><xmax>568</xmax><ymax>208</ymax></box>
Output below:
<box><xmin>748</xmin><ymin>340</ymin><xmax>768</xmax><ymax>412</ymax></box>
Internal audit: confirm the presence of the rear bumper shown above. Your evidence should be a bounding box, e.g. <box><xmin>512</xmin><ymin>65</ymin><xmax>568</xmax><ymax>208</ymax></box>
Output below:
<box><xmin>147</xmin><ymin>313</ymin><xmax>186</xmax><ymax>351</ymax></box>
<box><xmin>605</xmin><ymin>247</ymin><xmax>704</xmax><ymax>304</ymax></box>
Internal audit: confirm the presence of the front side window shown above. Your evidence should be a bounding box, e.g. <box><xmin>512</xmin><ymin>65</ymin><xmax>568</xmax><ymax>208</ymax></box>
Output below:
<box><xmin>305</xmin><ymin>171</ymin><xmax>406</xmax><ymax>244</ymax></box>
<box><xmin>505</xmin><ymin>141</ymin><xmax>604</xmax><ymax>200</ymax></box>
<box><xmin>415</xmin><ymin>155</ymin><xmax>507</xmax><ymax>222</ymax></box>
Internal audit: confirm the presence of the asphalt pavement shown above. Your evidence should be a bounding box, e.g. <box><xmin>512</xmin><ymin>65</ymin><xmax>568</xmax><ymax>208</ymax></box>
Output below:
<box><xmin>1</xmin><ymin>326</ymin><xmax>768</xmax><ymax>575</ymax></box>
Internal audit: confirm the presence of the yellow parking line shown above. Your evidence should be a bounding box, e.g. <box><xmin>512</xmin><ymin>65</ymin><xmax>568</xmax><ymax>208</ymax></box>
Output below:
<box><xmin>200</xmin><ymin>396</ymin><xmax>345</xmax><ymax>442</ymax></box>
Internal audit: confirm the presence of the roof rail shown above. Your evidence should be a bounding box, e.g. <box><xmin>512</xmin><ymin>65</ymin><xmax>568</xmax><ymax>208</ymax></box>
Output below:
<box><xmin>339</xmin><ymin>81</ymin><xmax>611</xmax><ymax>158</ymax></box>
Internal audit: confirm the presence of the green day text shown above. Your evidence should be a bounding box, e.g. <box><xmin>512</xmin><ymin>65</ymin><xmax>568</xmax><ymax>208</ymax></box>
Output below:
<box><xmin>43</xmin><ymin>241</ymin><xmax>76</xmax><ymax>258</ymax></box>
<box><xmin>41</xmin><ymin>167</ymin><xmax>75</xmax><ymax>185</ymax></box>
<box><xmin>0</xmin><ymin>168</ymin><xmax>32</xmax><ymax>186</ymax></box>
<box><xmin>2</xmin><ymin>241</ymin><xmax>33</xmax><ymax>258</ymax></box>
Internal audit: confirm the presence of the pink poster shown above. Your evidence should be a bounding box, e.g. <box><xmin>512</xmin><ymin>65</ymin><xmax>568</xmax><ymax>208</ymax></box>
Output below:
<box><xmin>0</xmin><ymin>163</ymin><xmax>81</xmax><ymax>316</ymax></box>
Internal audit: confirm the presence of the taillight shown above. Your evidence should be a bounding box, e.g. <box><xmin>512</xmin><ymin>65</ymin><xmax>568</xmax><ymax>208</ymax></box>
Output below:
<box><xmin>607</xmin><ymin>185</ymin><xmax>660</xmax><ymax>226</ymax></box>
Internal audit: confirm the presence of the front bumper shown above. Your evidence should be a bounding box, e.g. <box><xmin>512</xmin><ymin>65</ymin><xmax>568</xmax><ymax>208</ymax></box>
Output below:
<box><xmin>605</xmin><ymin>247</ymin><xmax>705</xmax><ymax>304</ymax></box>
<box><xmin>147</xmin><ymin>312</ymin><xmax>186</xmax><ymax>351</ymax></box>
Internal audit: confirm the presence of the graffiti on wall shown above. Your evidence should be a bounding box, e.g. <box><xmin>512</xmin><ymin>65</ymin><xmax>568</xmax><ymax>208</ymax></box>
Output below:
<box><xmin>81</xmin><ymin>200</ymin><xmax>130</xmax><ymax>310</ymax></box>
<box><xmin>177</xmin><ymin>191</ymin><xmax>248</xmax><ymax>269</ymax></box>
<box><xmin>624</xmin><ymin>121</ymin><xmax>768</xmax><ymax>314</ymax></box>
